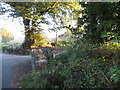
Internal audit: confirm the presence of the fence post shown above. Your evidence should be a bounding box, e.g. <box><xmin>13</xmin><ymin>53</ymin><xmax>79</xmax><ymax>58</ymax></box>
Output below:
<box><xmin>31</xmin><ymin>49</ymin><xmax>36</xmax><ymax>70</ymax></box>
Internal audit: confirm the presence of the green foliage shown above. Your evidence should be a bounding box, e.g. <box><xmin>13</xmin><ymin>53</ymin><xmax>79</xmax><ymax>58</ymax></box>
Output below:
<box><xmin>20</xmin><ymin>42</ymin><xmax>120</xmax><ymax>88</ymax></box>
<box><xmin>75</xmin><ymin>2</ymin><xmax>120</xmax><ymax>44</ymax></box>
<box><xmin>107</xmin><ymin>66</ymin><xmax>120</xmax><ymax>84</ymax></box>
<box><xmin>99</xmin><ymin>42</ymin><xmax>120</xmax><ymax>50</ymax></box>
<box><xmin>20</xmin><ymin>69</ymin><xmax>48</xmax><ymax>88</ymax></box>
<box><xmin>101</xmin><ymin>32</ymin><xmax>120</xmax><ymax>43</ymax></box>
<box><xmin>57</xmin><ymin>40</ymin><xmax>74</xmax><ymax>47</ymax></box>
<box><xmin>8</xmin><ymin>2</ymin><xmax>119</xmax><ymax>88</ymax></box>
<box><xmin>30</xmin><ymin>32</ymin><xmax>47</xmax><ymax>47</ymax></box>
<box><xmin>6</xmin><ymin>2</ymin><xmax>81</xmax><ymax>48</ymax></box>
<box><xmin>1</xmin><ymin>42</ymin><xmax>30</xmax><ymax>55</ymax></box>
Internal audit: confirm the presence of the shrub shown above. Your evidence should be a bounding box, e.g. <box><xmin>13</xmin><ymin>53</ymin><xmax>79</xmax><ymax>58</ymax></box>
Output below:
<box><xmin>20</xmin><ymin>42</ymin><xmax>120</xmax><ymax>88</ymax></box>
<box><xmin>1</xmin><ymin>42</ymin><xmax>30</xmax><ymax>55</ymax></box>
<box><xmin>30</xmin><ymin>32</ymin><xmax>47</xmax><ymax>47</ymax></box>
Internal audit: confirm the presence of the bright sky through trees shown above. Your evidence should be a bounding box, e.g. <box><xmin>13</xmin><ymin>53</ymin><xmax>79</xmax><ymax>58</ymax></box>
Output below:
<box><xmin>0</xmin><ymin>2</ymin><xmax>76</xmax><ymax>43</ymax></box>
<box><xmin>0</xmin><ymin>12</ymin><xmax>66</xmax><ymax>42</ymax></box>
<box><xmin>0</xmin><ymin>16</ymin><xmax>25</xmax><ymax>42</ymax></box>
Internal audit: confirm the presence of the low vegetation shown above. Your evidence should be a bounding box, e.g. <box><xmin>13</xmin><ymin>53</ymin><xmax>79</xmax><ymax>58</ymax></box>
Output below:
<box><xmin>20</xmin><ymin>41</ymin><xmax>120</xmax><ymax>88</ymax></box>
<box><xmin>1</xmin><ymin>2</ymin><xmax>119</xmax><ymax>88</ymax></box>
<box><xmin>1</xmin><ymin>42</ymin><xmax>30</xmax><ymax>55</ymax></box>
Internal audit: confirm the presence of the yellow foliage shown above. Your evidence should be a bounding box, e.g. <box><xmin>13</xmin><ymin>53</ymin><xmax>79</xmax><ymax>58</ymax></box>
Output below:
<box><xmin>30</xmin><ymin>32</ymin><xmax>47</xmax><ymax>47</ymax></box>
<box><xmin>1</xmin><ymin>28</ymin><xmax>13</xmax><ymax>42</ymax></box>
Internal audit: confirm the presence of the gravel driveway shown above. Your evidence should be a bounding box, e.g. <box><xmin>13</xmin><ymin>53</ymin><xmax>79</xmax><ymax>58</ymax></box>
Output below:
<box><xmin>2</xmin><ymin>53</ymin><xmax>32</xmax><ymax>88</ymax></box>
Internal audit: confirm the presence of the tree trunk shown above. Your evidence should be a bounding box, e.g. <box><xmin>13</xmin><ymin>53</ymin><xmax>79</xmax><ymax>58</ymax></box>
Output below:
<box><xmin>55</xmin><ymin>30</ymin><xmax>58</xmax><ymax>46</ymax></box>
<box><xmin>22</xmin><ymin>18</ymin><xmax>34</xmax><ymax>49</ymax></box>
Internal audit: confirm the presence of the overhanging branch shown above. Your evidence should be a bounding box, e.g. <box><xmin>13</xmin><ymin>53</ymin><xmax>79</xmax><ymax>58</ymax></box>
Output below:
<box><xmin>40</xmin><ymin>2</ymin><xmax>58</xmax><ymax>14</ymax></box>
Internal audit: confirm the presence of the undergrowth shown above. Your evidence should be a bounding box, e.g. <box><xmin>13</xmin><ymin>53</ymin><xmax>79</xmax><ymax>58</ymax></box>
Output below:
<box><xmin>20</xmin><ymin>42</ymin><xmax>120</xmax><ymax>88</ymax></box>
<box><xmin>1</xmin><ymin>42</ymin><xmax>30</xmax><ymax>55</ymax></box>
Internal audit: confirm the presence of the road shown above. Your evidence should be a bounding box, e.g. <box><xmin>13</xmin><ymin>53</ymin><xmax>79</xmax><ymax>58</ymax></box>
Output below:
<box><xmin>1</xmin><ymin>53</ymin><xmax>31</xmax><ymax>88</ymax></box>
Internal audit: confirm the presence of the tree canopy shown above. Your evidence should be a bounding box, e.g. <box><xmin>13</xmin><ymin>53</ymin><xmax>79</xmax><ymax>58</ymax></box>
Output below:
<box><xmin>3</xmin><ymin>2</ymin><xmax>81</xmax><ymax>48</ymax></box>
<box><xmin>78</xmin><ymin>2</ymin><xmax>120</xmax><ymax>44</ymax></box>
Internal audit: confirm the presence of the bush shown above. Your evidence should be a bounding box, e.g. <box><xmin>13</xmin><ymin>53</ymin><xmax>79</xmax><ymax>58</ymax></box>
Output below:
<box><xmin>1</xmin><ymin>42</ymin><xmax>30</xmax><ymax>55</ymax></box>
<box><xmin>106</xmin><ymin>65</ymin><xmax>120</xmax><ymax>87</ymax></box>
<box><xmin>30</xmin><ymin>32</ymin><xmax>47</xmax><ymax>47</ymax></box>
<box><xmin>57</xmin><ymin>40</ymin><xmax>75</xmax><ymax>47</ymax></box>
<box><xmin>3</xmin><ymin>46</ymin><xmax>30</xmax><ymax>55</ymax></box>
<box><xmin>20</xmin><ymin>42</ymin><xmax>120</xmax><ymax>88</ymax></box>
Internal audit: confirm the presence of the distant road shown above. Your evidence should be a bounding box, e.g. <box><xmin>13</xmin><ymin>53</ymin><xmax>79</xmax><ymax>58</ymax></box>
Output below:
<box><xmin>2</xmin><ymin>53</ymin><xmax>31</xmax><ymax>88</ymax></box>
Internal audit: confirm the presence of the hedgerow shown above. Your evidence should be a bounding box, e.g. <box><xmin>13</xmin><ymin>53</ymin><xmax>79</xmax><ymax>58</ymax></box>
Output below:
<box><xmin>20</xmin><ymin>42</ymin><xmax>120</xmax><ymax>88</ymax></box>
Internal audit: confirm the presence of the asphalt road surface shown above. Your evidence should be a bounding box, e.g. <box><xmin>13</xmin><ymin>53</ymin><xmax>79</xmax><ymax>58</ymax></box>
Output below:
<box><xmin>1</xmin><ymin>53</ymin><xmax>31</xmax><ymax>88</ymax></box>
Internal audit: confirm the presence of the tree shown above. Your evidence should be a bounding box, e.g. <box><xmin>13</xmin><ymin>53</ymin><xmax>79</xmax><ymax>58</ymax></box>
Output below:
<box><xmin>1</xmin><ymin>28</ymin><xmax>14</xmax><ymax>42</ymax></box>
<box><xmin>0</xmin><ymin>2</ymin><xmax>82</xmax><ymax>48</ymax></box>
<box><xmin>7</xmin><ymin>2</ymin><xmax>58</xmax><ymax>48</ymax></box>
<box><xmin>30</xmin><ymin>31</ymin><xmax>47</xmax><ymax>47</ymax></box>
<box><xmin>4</xmin><ymin>2</ymin><xmax>81</xmax><ymax>49</ymax></box>
<box><xmin>79</xmin><ymin>2</ymin><xmax>120</xmax><ymax>44</ymax></box>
